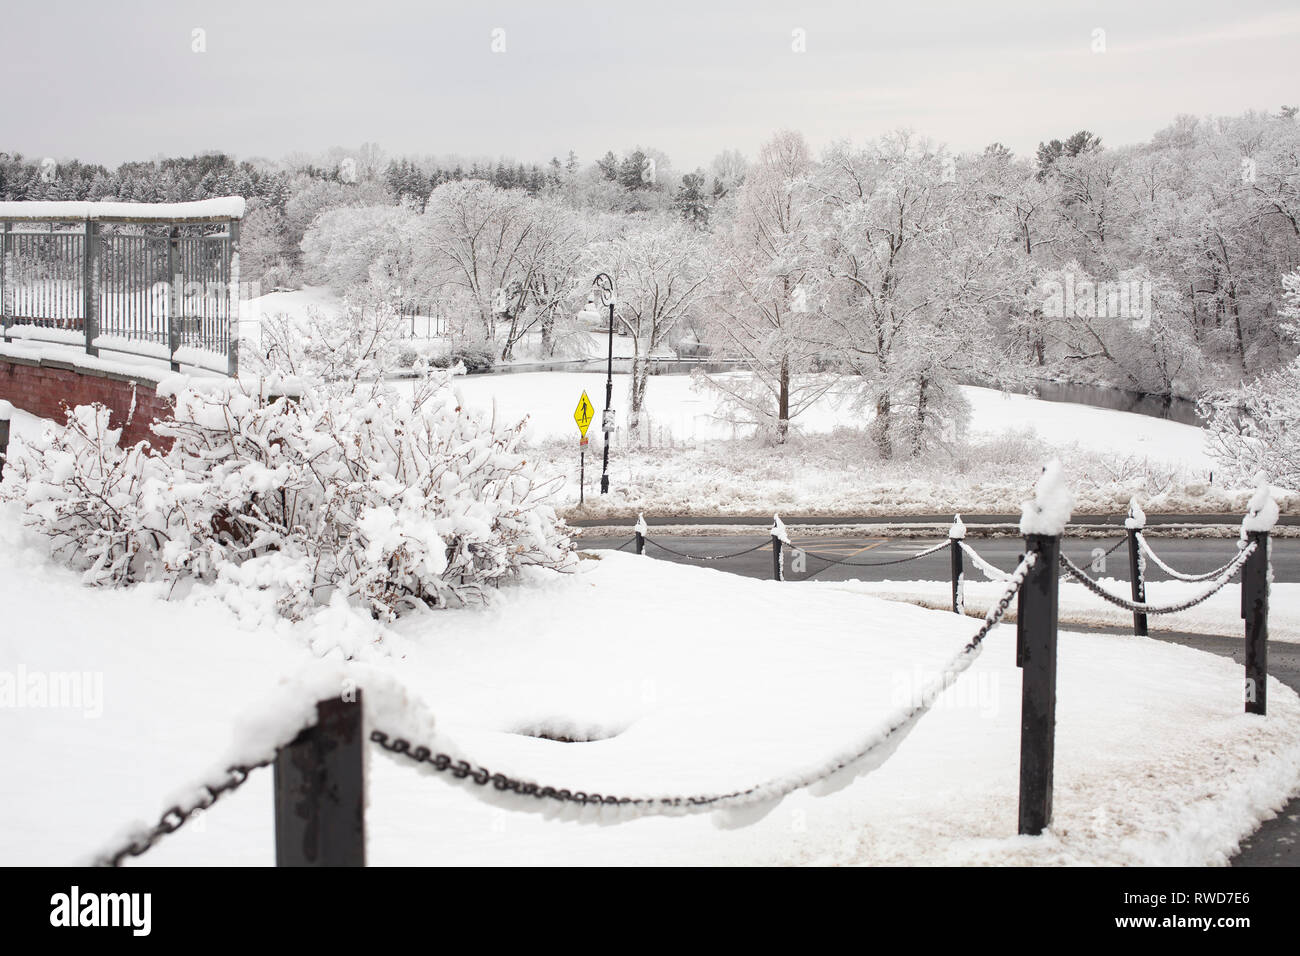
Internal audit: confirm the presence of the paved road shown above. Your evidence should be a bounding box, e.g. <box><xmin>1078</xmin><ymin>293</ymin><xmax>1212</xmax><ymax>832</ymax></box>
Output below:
<box><xmin>581</xmin><ymin>532</ymin><xmax>1300</xmax><ymax>584</ymax></box>
<box><xmin>581</xmin><ymin>531</ymin><xmax>1300</xmax><ymax>866</ymax></box>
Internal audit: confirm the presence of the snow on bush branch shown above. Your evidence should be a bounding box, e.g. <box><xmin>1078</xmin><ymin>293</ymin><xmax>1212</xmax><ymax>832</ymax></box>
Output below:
<box><xmin>1</xmin><ymin>372</ymin><xmax>575</xmax><ymax>620</ymax></box>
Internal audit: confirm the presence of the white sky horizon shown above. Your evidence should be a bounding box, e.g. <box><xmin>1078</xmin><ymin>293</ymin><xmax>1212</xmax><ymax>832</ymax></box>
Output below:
<box><xmin>6</xmin><ymin>0</ymin><xmax>1297</xmax><ymax>173</ymax></box>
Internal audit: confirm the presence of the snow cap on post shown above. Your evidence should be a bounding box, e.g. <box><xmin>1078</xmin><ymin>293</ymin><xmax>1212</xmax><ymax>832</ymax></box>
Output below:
<box><xmin>1125</xmin><ymin>497</ymin><xmax>1146</xmax><ymax>530</ymax></box>
<box><xmin>1242</xmin><ymin>473</ymin><xmax>1279</xmax><ymax>534</ymax></box>
<box><xmin>1019</xmin><ymin>460</ymin><xmax>1074</xmax><ymax>537</ymax></box>
<box><xmin>633</xmin><ymin>513</ymin><xmax>648</xmax><ymax>537</ymax></box>
<box><xmin>948</xmin><ymin>514</ymin><xmax>966</xmax><ymax>540</ymax></box>
<box><xmin>771</xmin><ymin>513</ymin><xmax>790</xmax><ymax>545</ymax></box>
<box><xmin>0</xmin><ymin>400</ymin><xmax>12</xmax><ymax>422</ymax></box>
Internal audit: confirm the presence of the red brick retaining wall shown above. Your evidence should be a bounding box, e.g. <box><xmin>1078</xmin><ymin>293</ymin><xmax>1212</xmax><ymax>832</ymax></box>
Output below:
<box><xmin>0</xmin><ymin>356</ymin><xmax>175</xmax><ymax>450</ymax></box>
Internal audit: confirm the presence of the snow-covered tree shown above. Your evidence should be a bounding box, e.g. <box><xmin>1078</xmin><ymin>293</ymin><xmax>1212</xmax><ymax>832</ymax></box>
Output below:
<box><xmin>588</xmin><ymin>218</ymin><xmax>711</xmax><ymax>436</ymax></box>
<box><xmin>699</xmin><ymin>131</ymin><xmax>831</xmax><ymax>443</ymax></box>
<box><xmin>420</xmin><ymin>180</ymin><xmax>538</xmax><ymax>347</ymax></box>
<box><xmin>1203</xmin><ymin>272</ymin><xmax>1300</xmax><ymax>486</ymax></box>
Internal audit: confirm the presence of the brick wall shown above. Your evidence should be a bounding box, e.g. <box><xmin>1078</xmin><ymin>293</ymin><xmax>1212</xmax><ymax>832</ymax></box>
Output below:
<box><xmin>0</xmin><ymin>358</ymin><xmax>175</xmax><ymax>450</ymax></box>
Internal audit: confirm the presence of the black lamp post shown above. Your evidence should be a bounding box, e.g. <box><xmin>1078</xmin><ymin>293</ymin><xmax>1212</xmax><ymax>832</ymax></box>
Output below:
<box><xmin>592</xmin><ymin>272</ymin><xmax>615</xmax><ymax>494</ymax></box>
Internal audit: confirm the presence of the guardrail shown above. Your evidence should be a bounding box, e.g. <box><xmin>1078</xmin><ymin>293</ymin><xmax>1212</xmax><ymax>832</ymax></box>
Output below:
<box><xmin>0</xmin><ymin>199</ymin><xmax>244</xmax><ymax>376</ymax></box>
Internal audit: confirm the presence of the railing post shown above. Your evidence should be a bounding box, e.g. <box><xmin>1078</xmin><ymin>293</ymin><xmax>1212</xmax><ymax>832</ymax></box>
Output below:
<box><xmin>634</xmin><ymin>512</ymin><xmax>646</xmax><ymax>555</ymax></box>
<box><xmin>167</xmin><ymin>226</ymin><xmax>181</xmax><ymax>372</ymax></box>
<box><xmin>948</xmin><ymin>514</ymin><xmax>965</xmax><ymax>615</ymax></box>
<box><xmin>227</xmin><ymin>218</ymin><xmax>240</xmax><ymax>377</ymax></box>
<box><xmin>1242</xmin><ymin>530</ymin><xmax>1270</xmax><ymax>716</ymax></box>
<box><xmin>0</xmin><ymin>400</ymin><xmax>11</xmax><ymax>481</ymax></box>
<box><xmin>274</xmin><ymin>691</ymin><xmax>366</xmax><ymax>867</ymax></box>
<box><xmin>1125</xmin><ymin>498</ymin><xmax>1147</xmax><ymax>636</ymax></box>
<box><xmin>771</xmin><ymin>514</ymin><xmax>786</xmax><ymax>581</ymax></box>
<box><xmin>1</xmin><ymin>220</ymin><xmax>11</xmax><ymax>342</ymax></box>
<box><xmin>1017</xmin><ymin>532</ymin><xmax>1061</xmax><ymax>836</ymax></box>
<box><xmin>83</xmin><ymin>220</ymin><xmax>100</xmax><ymax>357</ymax></box>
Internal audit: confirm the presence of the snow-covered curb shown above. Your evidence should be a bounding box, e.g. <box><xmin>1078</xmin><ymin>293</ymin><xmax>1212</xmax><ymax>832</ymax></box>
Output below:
<box><xmin>818</xmin><ymin>577</ymin><xmax>1300</xmax><ymax>644</ymax></box>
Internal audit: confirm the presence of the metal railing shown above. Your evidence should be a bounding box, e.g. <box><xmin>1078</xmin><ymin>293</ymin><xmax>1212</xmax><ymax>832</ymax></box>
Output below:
<box><xmin>0</xmin><ymin>200</ymin><xmax>243</xmax><ymax>376</ymax></box>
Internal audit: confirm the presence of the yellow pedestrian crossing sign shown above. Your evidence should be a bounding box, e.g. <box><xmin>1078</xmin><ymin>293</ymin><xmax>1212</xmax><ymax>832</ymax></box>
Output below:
<box><xmin>574</xmin><ymin>391</ymin><xmax>595</xmax><ymax>437</ymax></box>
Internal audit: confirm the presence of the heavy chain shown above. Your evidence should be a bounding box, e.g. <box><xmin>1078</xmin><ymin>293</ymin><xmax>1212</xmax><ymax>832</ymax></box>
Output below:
<box><xmin>1102</xmin><ymin>537</ymin><xmax>1127</xmax><ymax>558</ymax></box>
<box><xmin>93</xmin><ymin>757</ymin><xmax>276</xmax><ymax>867</ymax></box>
<box><xmin>369</xmin><ymin>730</ymin><xmax>762</xmax><ymax>809</ymax></box>
<box><xmin>959</xmin><ymin>541</ymin><xmax>1011</xmax><ymax>581</ymax></box>
<box><xmin>644</xmin><ymin>537</ymin><xmax>771</xmax><ymax>561</ymax></box>
<box><xmin>961</xmin><ymin>550</ymin><xmax>1036</xmax><ymax>653</ymax></box>
<box><xmin>1059</xmin><ymin>545</ymin><xmax>1253</xmax><ymax>616</ymax></box>
<box><xmin>1136</xmin><ymin>532</ymin><xmax>1241</xmax><ymax>582</ymax></box>
<box><xmin>801</xmin><ymin>539</ymin><xmax>949</xmax><ymax>568</ymax></box>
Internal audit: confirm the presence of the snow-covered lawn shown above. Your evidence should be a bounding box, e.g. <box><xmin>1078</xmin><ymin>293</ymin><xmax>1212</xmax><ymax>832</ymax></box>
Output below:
<box><xmin>242</xmin><ymin>286</ymin><xmax>1251</xmax><ymax>520</ymax></box>
<box><xmin>3</xmin><ymin>511</ymin><xmax>1297</xmax><ymax>866</ymax></box>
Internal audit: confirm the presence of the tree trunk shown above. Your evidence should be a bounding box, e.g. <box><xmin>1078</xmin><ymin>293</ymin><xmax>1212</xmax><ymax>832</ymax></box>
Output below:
<box><xmin>540</xmin><ymin>312</ymin><xmax>555</xmax><ymax>356</ymax></box>
<box><xmin>912</xmin><ymin>376</ymin><xmax>928</xmax><ymax>458</ymax></box>
<box><xmin>628</xmin><ymin>356</ymin><xmax>649</xmax><ymax>441</ymax></box>
<box><xmin>777</xmin><ymin>355</ymin><xmax>790</xmax><ymax>443</ymax></box>
<box><xmin>1228</xmin><ymin>283</ymin><xmax>1247</xmax><ymax>375</ymax></box>
<box><xmin>874</xmin><ymin>392</ymin><xmax>892</xmax><ymax>459</ymax></box>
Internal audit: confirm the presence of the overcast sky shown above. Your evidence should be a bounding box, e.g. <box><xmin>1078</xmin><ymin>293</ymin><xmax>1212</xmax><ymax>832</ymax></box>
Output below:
<box><xmin>7</xmin><ymin>0</ymin><xmax>1298</xmax><ymax>171</ymax></box>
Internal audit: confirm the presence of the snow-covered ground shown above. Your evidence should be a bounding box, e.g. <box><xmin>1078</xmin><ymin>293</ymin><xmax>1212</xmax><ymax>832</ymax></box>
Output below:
<box><xmin>2</xmin><ymin>498</ymin><xmax>1297</xmax><ymax>866</ymax></box>
<box><xmin>439</xmin><ymin>374</ymin><xmax>1280</xmax><ymax>518</ymax></box>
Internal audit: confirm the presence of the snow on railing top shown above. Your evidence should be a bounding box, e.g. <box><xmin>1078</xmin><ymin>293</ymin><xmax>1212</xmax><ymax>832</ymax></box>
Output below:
<box><xmin>771</xmin><ymin>513</ymin><xmax>790</xmax><ymax>544</ymax></box>
<box><xmin>1125</xmin><ymin>497</ymin><xmax>1146</xmax><ymax>530</ymax></box>
<box><xmin>1242</xmin><ymin>474</ymin><xmax>1279</xmax><ymax>534</ymax></box>
<box><xmin>0</xmin><ymin>400</ymin><xmax>12</xmax><ymax>422</ymax></box>
<box><xmin>1019</xmin><ymin>459</ymin><xmax>1074</xmax><ymax>537</ymax></box>
<box><xmin>0</xmin><ymin>197</ymin><xmax>246</xmax><ymax>222</ymax></box>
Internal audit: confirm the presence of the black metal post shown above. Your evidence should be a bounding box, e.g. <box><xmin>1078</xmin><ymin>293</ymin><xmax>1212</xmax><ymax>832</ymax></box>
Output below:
<box><xmin>167</xmin><ymin>226</ymin><xmax>180</xmax><ymax>372</ymax></box>
<box><xmin>227</xmin><ymin>217</ymin><xmax>240</xmax><ymax>377</ymax></box>
<box><xmin>274</xmin><ymin>692</ymin><xmax>365</xmax><ymax>867</ymax></box>
<box><xmin>1242</xmin><ymin>531</ymin><xmax>1269</xmax><ymax>715</ymax></box>
<box><xmin>579</xmin><ymin>446</ymin><xmax>585</xmax><ymax>506</ymax></box>
<box><xmin>635</xmin><ymin>529</ymin><xmax>645</xmax><ymax>555</ymax></box>
<box><xmin>601</xmin><ymin>299</ymin><xmax>613</xmax><ymax>494</ymax></box>
<box><xmin>1</xmin><ymin>221</ymin><xmax>10</xmax><ymax>342</ymax></box>
<box><xmin>771</xmin><ymin>534</ymin><xmax>783</xmax><ymax>581</ymax></box>
<box><xmin>1126</xmin><ymin>528</ymin><xmax>1148</xmax><ymax>636</ymax></box>
<box><xmin>1017</xmin><ymin>533</ymin><xmax>1060</xmax><ymax>836</ymax></box>
<box><xmin>950</xmin><ymin>537</ymin><xmax>964</xmax><ymax>615</ymax></box>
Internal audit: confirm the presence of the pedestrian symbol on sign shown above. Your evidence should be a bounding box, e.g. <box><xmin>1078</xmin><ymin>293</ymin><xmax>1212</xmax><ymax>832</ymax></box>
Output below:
<box><xmin>574</xmin><ymin>391</ymin><xmax>595</xmax><ymax>437</ymax></box>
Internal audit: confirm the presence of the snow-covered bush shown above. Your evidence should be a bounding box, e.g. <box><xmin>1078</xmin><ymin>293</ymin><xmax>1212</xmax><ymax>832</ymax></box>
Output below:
<box><xmin>251</xmin><ymin>285</ymin><xmax>414</xmax><ymax>382</ymax></box>
<box><xmin>2</xmin><ymin>373</ymin><xmax>574</xmax><ymax>620</ymax></box>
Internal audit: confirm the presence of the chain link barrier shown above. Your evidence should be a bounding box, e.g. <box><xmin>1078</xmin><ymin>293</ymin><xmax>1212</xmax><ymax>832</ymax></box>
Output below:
<box><xmin>88</xmin><ymin>544</ymin><xmax>1044</xmax><ymax>861</ymax></box>
<box><xmin>959</xmin><ymin>541</ymin><xmax>1011</xmax><ymax>582</ymax></box>
<box><xmin>1135</xmin><ymin>532</ymin><xmax>1242</xmax><ymax>583</ymax></box>
<box><xmin>370</xmin><ymin>552</ymin><xmax>1037</xmax><ymax>817</ymax></box>
<box><xmin>1059</xmin><ymin>544</ymin><xmax>1254</xmax><ymax>616</ymax></box>
<box><xmin>644</xmin><ymin>537</ymin><xmax>771</xmax><ymax>561</ymax></box>
<box><xmin>796</xmin><ymin>539</ymin><xmax>949</xmax><ymax>581</ymax></box>
<box><xmin>93</xmin><ymin>757</ymin><xmax>276</xmax><ymax>867</ymax></box>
